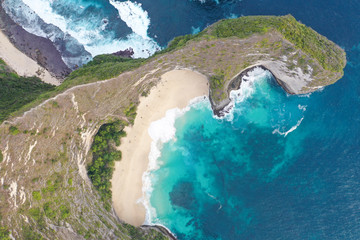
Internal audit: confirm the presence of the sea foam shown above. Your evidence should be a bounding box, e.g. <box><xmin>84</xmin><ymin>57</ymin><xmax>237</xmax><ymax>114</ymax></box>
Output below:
<box><xmin>272</xmin><ymin>117</ymin><xmax>304</xmax><ymax>137</ymax></box>
<box><xmin>4</xmin><ymin>0</ymin><xmax>160</xmax><ymax>65</ymax></box>
<box><xmin>142</xmin><ymin>69</ymin><xmax>271</xmax><ymax>224</ymax></box>
<box><xmin>109</xmin><ymin>0</ymin><xmax>150</xmax><ymax>39</ymax></box>
<box><xmin>141</xmin><ymin>96</ymin><xmax>207</xmax><ymax>225</ymax></box>
<box><xmin>218</xmin><ymin>67</ymin><xmax>272</xmax><ymax>121</ymax></box>
<box><xmin>2</xmin><ymin>0</ymin><xmax>92</xmax><ymax>68</ymax></box>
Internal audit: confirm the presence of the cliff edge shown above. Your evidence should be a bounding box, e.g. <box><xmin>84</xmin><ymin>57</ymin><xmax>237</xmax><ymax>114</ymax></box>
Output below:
<box><xmin>0</xmin><ymin>15</ymin><xmax>346</xmax><ymax>239</ymax></box>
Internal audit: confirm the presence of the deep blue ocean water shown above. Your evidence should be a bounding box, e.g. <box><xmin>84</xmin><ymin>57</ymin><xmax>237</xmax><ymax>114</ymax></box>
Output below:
<box><xmin>4</xmin><ymin>0</ymin><xmax>360</xmax><ymax>239</ymax></box>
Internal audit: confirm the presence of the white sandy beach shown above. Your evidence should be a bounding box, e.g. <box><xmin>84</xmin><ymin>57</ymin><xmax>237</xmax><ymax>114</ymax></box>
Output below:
<box><xmin>111</xmin><ymin>69</ymin><xmax>209</xmax><ymax>226</ymax></box>
<box><xmin>0</xmin><ymin>30</ymin><xmax>60</xmax><ymax>85</ymax></box>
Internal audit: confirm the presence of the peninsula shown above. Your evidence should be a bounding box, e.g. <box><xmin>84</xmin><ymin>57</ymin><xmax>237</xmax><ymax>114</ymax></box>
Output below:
<box><xmin>0</xmin><ymin>15</ymin><xmax>346</xmax><ymax>239</ymax></box>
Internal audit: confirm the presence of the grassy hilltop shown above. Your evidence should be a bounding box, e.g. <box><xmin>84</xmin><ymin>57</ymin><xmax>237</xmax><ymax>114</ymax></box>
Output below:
<box><xmin>0</xmin><ymin>59</ymin><xmax>54</xmax><ymax>122</ymax></box>
<box><xmin>169</xmin><ymin>15</ymin><xmax>345</xmax><ymax>72</ymax></box>
<box><xmin>0</xmin><ymin>15</ymin><xmax>346</xmax><ymax>239</ymax></box>
<box><xmin>3</xmin><ymin>15</ymin><xmax>346</xmax><ymax>121</ymax></box>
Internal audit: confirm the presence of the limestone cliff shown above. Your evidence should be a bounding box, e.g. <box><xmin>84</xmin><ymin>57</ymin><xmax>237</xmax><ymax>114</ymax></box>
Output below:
<box><xmin>0</xmin><ymin>15</ymin><xmax>346</xmax><ymax>239</ymax></box>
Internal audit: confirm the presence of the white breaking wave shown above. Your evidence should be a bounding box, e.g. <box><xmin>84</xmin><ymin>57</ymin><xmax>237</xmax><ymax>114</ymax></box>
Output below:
<box><xmin>207</xmin><ymin>192</ymin><xmax>223</xmax><ymax>211</ymax></box>
<box><xmin>20</xmin><ymin>0</ymin><xmax>68</xmax><ymax>34</ymax></box>
<box><xmin>217</xmin><ymin>67</ymin><xmax>272</xmax><ymax>121</ymax></box>
<box><xmin>107</xmin><ymin>0</ymin><xmax>160</xmax><ymax>57</ymax></box>
<box><xmin>2</xmin><ymin>0</ymin><xmax>92</xmax><ymax>68</ymax></box>
<box><xmin>4</xmin><ymin>0</ymin><xmax>160</xmax><ymax>62</ymax></box>
<box><xmin>142</xmin><ymin>108</ymin><xmax>188</xmax><ymax>225</ymax></box>
<box><xmin>228</xmin><ymin>13</ymin><xmax>239</xmax><ymax>19</ymax></box>
<box><xmin>272</xmin><ymin>117</ymin><xmax>304</xmax><ymax>137</ymax></box>
<box><xmin>100</xmin><ymin>18</ymin><xmax>109</xmax><ymax>31</ymax></box>
<box><xmin>141</xmin><ymin>96</ymin><xmax>207</xmax><ymax>225</ymax></box>
<box><xmin>233</xmin><ymin>67</ymin><xmax>272</xmax><ymax>103</ymax></box>
<box><xmin>84</xmin><ymin>32</ymin><xmax>160</xmax><ymax>58</ymax></box>
<box><xmin>109</xmin><ymin>0</ymin><xmax>150</xmax><ymax>39</ymax></box>
<box><xmin>191</xmin><ymin>26</ymin><xmax>201</xmax><ymax>34</ymax></box>
<box><xmin>2</xmin><ymin>0</ymin><xmax>48</xmax><ymax>39</ymax></box>
<box><xmin>298</xmin><ymin>93</ymin><xmax>312</xmax><ymax>98</ymax></box>
<box><xmin>298</xmin><ymin>104</ymin><xmax>307</xmax><ymax>112</ymax></box>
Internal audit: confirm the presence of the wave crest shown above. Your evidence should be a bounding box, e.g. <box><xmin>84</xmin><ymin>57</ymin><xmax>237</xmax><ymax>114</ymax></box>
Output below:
<box><xmin>3</xmin><ymin>0</ymin><xmax>161</xmax><ymax>68</ymax></box>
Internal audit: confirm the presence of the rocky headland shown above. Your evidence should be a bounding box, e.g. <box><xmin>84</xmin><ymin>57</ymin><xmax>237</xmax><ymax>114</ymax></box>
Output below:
<box><xmin>0</xmin><ymin>15</ymin><xmax>346</xmax><ymax>239</ymax></box>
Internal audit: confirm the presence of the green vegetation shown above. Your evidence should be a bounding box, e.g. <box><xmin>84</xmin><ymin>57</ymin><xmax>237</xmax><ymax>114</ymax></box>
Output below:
<box><xmin>31</xmin><ymin>177</ymin><xmax>40</xmax><ymax>183</ymax></box>
<box><xmin>0</xmin><ymin>151</ymin><xmax>3</xmax><ymax>162</ymax></box>
<box><xmin>27</xmin><ymin>196</ymin><xmax>71</xmax><ymax>229</ymax></box>
<box><xmin>207</xmin><ymin>15</ymin><xmax>346</xmax><ymax>72</ymax></box>
<box><xmin>59</xmin><ymin>205</ymin><xmax>70</xmax><ymax>220</ymax></box>
<box><xmin>0</xmin><ymin>59</ymin><xmax>55</xmax><ymax>122</ymax></box>
<box><xmin>32</xmin><ymin>191</ymin><xmax>42</xmax><ymax>201</ymax></box>
<box><xmin>163</xmin><ymin>15</ymin><xmax>345</xmax><ymax>73</ymax></box>
<box><xmin>0</xmin><ymin>226</ymin><xmax>10</xmax><ymax>240</ymax></box>
<box><xmin>209</xmin><ymin>75</ymin><xmax>225</xmax><ymax>91</ymax></box>
<box><xmin>42</xmin><ymin>201</ymin><xmax>69</xmax><ymax>222</ymax></box>
<box><xmin>123</xmin><ymin>224</ymin><xmax>168</xmax><ymax>240</ymax></box>
<box><xmin>29</xmin><ymin>208</ymin><xmax>41</xmax><ymax>221</ymax></box>
<box><xmin>42</xmin><ymin>177</ymin><xmax>62</xmax><ymax>194</ymax></box>
<box><xmin>1</xmin><ymin>54</ymin><xmax>146</xmax><ymax>123</ymax></box>
<box><xmin>163</xmin><ymin>34</ymin><xmax>200</xmax><ymax>53</ymax></box>
<box><xmin>43</xmin><ymin>202</ymin><xmax>56</xmax><ymax>220</ymax></box>
<box><xmin>22</xmin><ymin>225</ymin><xmax>43</xmax><ymax>240</ymax></box>
<box><xmin>0</xmin><ymin>15</ymin><xmax>345</xmax><ymax>124</ymax></box>
<box><xmin>87</xmin><ymin>120</ymin><xmax>127</xmax><ymax>210</ymax></box>
<box><xmin>62</xmin><ymin>55</ymin><xmax>145</xmax><ymax>89</ymax></box>
<box><xmin>9</xmin><ymin>126</ymin><xmax>19</xmax><ymax>135</ymax></box>
<box><xmin>124</xmin><ymin>103</ymin><xmax>138</xmax><ymax>124</ymax></box>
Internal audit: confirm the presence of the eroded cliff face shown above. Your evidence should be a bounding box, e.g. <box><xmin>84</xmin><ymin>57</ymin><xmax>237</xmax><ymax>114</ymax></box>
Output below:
<box><xmin>0</xmin><ymin>30</ymin><xmax>345</xmax><ymax>239</ymax></box>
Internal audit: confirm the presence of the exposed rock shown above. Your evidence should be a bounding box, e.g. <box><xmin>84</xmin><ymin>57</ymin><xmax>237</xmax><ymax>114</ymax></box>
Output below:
<box><xmin>112</xmin><ymin>48</ymin><xmax>135</xmax><ymax>58</ymax></box>
<box><xmin>0</xmin><ymin>15</ymin><xmax>346</xmax><ymax>239</ymax></box>
<box><xmin>0</xmin><ymin>3</ymin><xmax>71</xmax><ymax>80</ymax></box>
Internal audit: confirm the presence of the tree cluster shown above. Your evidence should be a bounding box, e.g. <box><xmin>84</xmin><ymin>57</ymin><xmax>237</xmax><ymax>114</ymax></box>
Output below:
<box><xmin>87</xmin><ymin>120</ymin><xmax>127</xmax><ymax>209</ymax></box>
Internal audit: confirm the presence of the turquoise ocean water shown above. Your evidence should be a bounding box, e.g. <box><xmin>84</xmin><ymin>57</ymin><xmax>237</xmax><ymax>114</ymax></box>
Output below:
<box><xmin>3</xmin><ymin>0</ymin><xmax>360</xmax><ymax>239</ymax></box>
<box><xmin>145</xmin><ymin>43</ymin><xmax>360</xmax><ymax>238</ymax></box>
<box><xmin>147</xmin><ymin>67</ymin><xmax>313</xmax><ymax>239</ymax></box>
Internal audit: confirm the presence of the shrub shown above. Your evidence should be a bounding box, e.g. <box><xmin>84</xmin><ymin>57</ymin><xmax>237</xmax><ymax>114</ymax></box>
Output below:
<box><xmin>0</xmin><ymin>226</ymin><xmax>10</xmax><ymax>240</ymax></box>
<box><xmin>32</xmin><ymin>191</ymin><xmax>42</xmax><ymax>201</ymax></box>
<box><xmin>207</xmin><ymin>15</ymin><xmax>346</xmax><ymax>72</ymax></box>
<box><xmin>59</xmin><ymin>205</ymin><xmax>70</xmax><ymax>220</ymax></box>
<box><xmin>22</xmin><ymin>225</ymin><xmax>43</xmax><ymax>240</ymax></box>
<box><xmin>0</xmin><ymin>59</ymin><xmax>55</xmax><ymax>123</ymax></box>
<box><xmin>124</xmin><ymin>103</ymin><xmax>137</xmax><ymax>124</ymax></box>
<box><xmin>43</xmin><ymin>202</ymin><xmax>56</xmax><ymax>220</ymax></box>
<box><xmin>9</xmin><ymin>126</ymin><xmax>20</xmax><ymax>135</ymax></box>
<box><xmin>87</xmin><ymin>120</ymin><xmax>127</xmax><ymax>206</ymax></box>
<box><xmin>28</xmin><ymin>208</ymin><xmax>41</xmax><ymax>221</ymax></box>
<box><xmin>61</xmin><ymin>55</ymin><xmax>145</xmax><ymax>90</ymax></box>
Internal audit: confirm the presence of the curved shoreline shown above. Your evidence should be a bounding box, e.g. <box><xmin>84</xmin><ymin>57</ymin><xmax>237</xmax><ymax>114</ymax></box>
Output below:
<box><xmin>127</xmin><ymin>65</ymin><xmax>309</xmax><ymax>240</ymax></box>
<box><xmin>111</xmin><ymin>69</ymin><xmax>209</xmax><ymax>227</ymax></box>
<box><xmin>210</xmin><ymin>64</ymin><xmax>300</xmax><ymax>117</ymax></box>
<box><xmin>111</xmin><ymin>65</ymin><xmax>307</xmax><ymax>229</ymax></box>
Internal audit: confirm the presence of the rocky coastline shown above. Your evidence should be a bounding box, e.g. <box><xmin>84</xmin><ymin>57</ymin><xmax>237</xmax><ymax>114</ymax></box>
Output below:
<box><xmin>0</xmin><ymin>14</ymin><xmax>346</xmax><ymax>239</ymax></box>
<box><xmin>0</xmin><ymin>3</ymin><xmax>71</xmax><ymax>80</ymax></box>
<box><xmin>142</xmin><ymin>225</ymin><xmax>178</xmax><ymax>240</ymax></box>
<box><xmin>210</xmin><ymin>65</ymin><xmax>297</xmax><ymax>117</ymax></box>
